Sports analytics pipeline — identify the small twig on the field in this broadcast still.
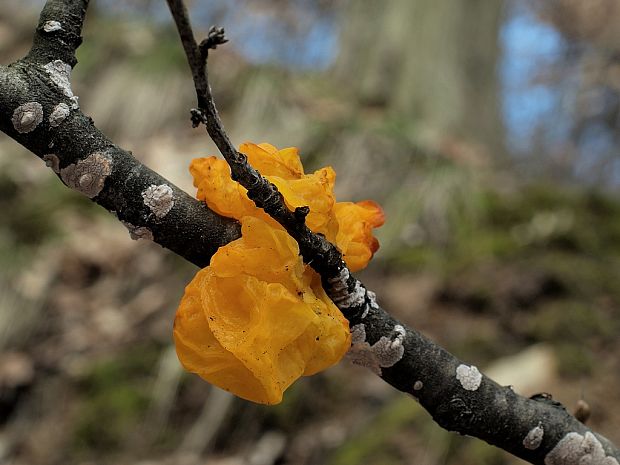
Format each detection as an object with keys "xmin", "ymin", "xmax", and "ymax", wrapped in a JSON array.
[
  {"xmin": 165, "ymin": 0, "xmax": 368, "ymax": 319},
  {"xmin": 199, "ymin": 26, "xmax": 228, "ymax": 56}
]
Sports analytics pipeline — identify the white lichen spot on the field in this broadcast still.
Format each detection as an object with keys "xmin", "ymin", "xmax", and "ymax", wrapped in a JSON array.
[
  {"xmin": 545, "ymin": 431, "xmax": 619, "ymax": 465},
  {"xmin": 49, "ymin": 103, "xmax": 70, "ymax": 127},
  {"xmin": 367, "ymin": 290, "xmax": 379, "ymax": 310},
  {"xmin": 413, "ymin": 380, "xmax": 423, "ymax": 391},
  {"xmin": 373, "ymin": 325, "xmax": 406, "ymax": 367},
  {"xmin": 347, "ymin": 344, "xmax": 381, "ymax": 375},
  {"xmin": 121, "ymin": 221, "xmax": 154, "ymax": 241},
  {"xmin": 12, "ymin": 102, "xmax": 43, "ymax": 133},
  {"xmin": 43, "ymin": 154, "xmax": 60, "ymax": 173},
  {"xmin": 60, "ymin": 152, "xmax": 112, "ymax": 198},
  {"xmin": 456, "ymin": 364, "xmax": 482, "ymax": 391},
  {"xmin": 142, "ymin": 184, "xmax": 174, "ymax": 219},
  {"xmin": 329, "ymin": 268, "xmax": 349, "ymax": 295},
  {"xmin": 43, "ymin": 60, "xmax": 79, "ymax": 108},
  {"xmin": 350, "ymin": 324, "xmax": 366, "ymax": 344},
  {"xmin": 523, "ymin": 423, "xmax": 544, "ymax": 450},
  {"xmin": 327, "ymin": 268, "xmax": 367, "ymax": 313},
  {"xmin": 346, "ymin": 323, "xmax": 406, "ymax": 376},
  {"xmin": 43, "ymin": 20, "xmax": 62, "ymax": 32}
]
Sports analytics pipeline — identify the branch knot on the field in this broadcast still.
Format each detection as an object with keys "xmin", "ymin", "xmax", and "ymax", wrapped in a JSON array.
[
  {"xmin": 190, "ymin": 108, "xmax": 206, "ymax": 128},
  {"xmin": 294, "ymin": 206, "xmax": 310, "ymax": 221},
  {"xmin": 199, "ymin": 26, "xmax": 228, "ymax": 57}
]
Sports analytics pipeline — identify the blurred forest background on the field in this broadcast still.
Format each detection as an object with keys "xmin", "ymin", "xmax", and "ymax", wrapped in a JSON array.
[{"xmin": 2, "ymin": 0, "xmax": 620, "ymax": 464}]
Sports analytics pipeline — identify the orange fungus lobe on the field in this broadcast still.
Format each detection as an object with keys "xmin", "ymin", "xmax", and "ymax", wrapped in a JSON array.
[{"xmin": 175, "ymin": 142, "xmax": 383, "ymax": 404}]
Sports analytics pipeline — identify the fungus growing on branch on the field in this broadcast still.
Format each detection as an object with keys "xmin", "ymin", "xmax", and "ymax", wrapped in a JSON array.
[
  {"xmin": 175, "ymin": 143, "xmax": 384, "ymax": 404},
  {"xmin": 190, "ymin": 142, "xmax": 384, "ymax": 272}
]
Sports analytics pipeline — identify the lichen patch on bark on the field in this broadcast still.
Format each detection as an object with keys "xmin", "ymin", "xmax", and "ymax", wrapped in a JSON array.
[
  {"xmin": 49, "ymin": 102, "xmax": 70, "ymax": 127},
  {"xmin": 327, "ymin": 268, "xmax": 372, "ymax": 318},
  {"xmin": 43, "ymin": 60, "xmax": 79, "ymax": 108},
  {"xmin": 43, "ymin": 21, "xmax": 62, "ymax": 32},
  {"xmin": 121, "ymin": 221, "xmax": 154, "ymax": 241},
  {"xmin": 142, "ymin": 184, "xmax": 175, "ymax": 219},
  {"xmin": 523, "ymin": 423, "xmax": 544, "ymax": 450},
  {"xmin": 456, "ymin": 364, "xmax": 482, "ymax": 391},
  {"xmin": 347, "ymin": 323, "xmax": 406, "ymax": 376},
  {"xmin": 545, "ymin": 431, "xmax": 619, "ymax": 465},
  {"xmin": 12, "ymin": 102, "xmax": 43, "ymax": 133},
  {"xmin": 60, "ymin": 152, "xmax": 112, "ymax": 198}
]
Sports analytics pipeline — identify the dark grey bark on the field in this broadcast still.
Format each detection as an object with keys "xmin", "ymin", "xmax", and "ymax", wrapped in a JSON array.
[
  {"xmin": 0, "ymin": 0, "xmax": 240, "ymax": 268},
  {"xmin": 0, "ymin": 1, "xmax": 618, "ymax": 464},
  {"xmin": 352, "ymin": 306, "xmax": 620, "ymax": 464}
]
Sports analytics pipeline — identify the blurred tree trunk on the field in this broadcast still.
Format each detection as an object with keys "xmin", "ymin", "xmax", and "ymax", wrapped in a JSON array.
[{"xmin": 335, "ymin": 0, "xmax": 506, "ymax": 161}]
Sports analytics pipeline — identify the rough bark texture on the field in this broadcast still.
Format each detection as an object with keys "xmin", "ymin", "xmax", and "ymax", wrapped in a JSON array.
[
  {"xmin": 0, "ymin": 0, "xmax": 240, "ymax": 268},
  {"xmin": 348, "ymin": 306, "xmax": 620, "ymax": 464},
  {"xmin": 1, "ymin": 1, "xmax": 619, "ymax": 464}
]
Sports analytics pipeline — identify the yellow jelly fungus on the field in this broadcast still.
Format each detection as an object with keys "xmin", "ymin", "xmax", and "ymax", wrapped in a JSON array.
[
  {"xmin": 174, "ymin": 216, "xmax": 351, "ymax": 404},
  {"xmin": 176, "ymin": 142, "xmax": 384, "ymax": 404},
  {"xmin": 190, "ymin": 142, "xmax": 384, "ymax": 272}
]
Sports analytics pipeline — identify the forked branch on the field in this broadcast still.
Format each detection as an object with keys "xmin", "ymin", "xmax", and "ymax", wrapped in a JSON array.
[{"xmin": 165, "ymin": 1, "xmax": 620, "ymax": 463}]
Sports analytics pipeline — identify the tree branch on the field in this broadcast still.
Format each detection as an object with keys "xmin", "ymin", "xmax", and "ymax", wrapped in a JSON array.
[
  {"xmin": 166, "ymin": 0, "xmax": 348, "ymax": 287},
  {"xmin": 0, "ymin": 1, "xmax": 618, "ymax": 464},
  {"xmin": 165, "ymin": 2, "xmax": 620, "ymax": 464},
  {"xmin": 0, "ymin": 0, "xmax": 241, "ymax": 268},
  {"xmin": 27, "ymin": 0, "xmax": 88, "ymax": 67}
]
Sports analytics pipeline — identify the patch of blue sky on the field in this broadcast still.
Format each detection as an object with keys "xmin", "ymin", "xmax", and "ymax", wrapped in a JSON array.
[
  {"xmin": 500, "ymin": 4, "xmax": 568, "ymax": 154},
  {"xmin": 190, "ymin": 1, "xmax": 338, "ymax": 70},
  {"xmin": 573, "ymin": 122, "xmax": 618, "ymax": 179},
  {"xmin": 93, "ymin": 0, "xmax": 338, "ymax": 70},
  {"xmin": 502, "ymin": 86, "xmax": 557, "ymax": 152},
  {"xmin": 238, "ymin": 18, "xmax": 336, "ymax": 70}
]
